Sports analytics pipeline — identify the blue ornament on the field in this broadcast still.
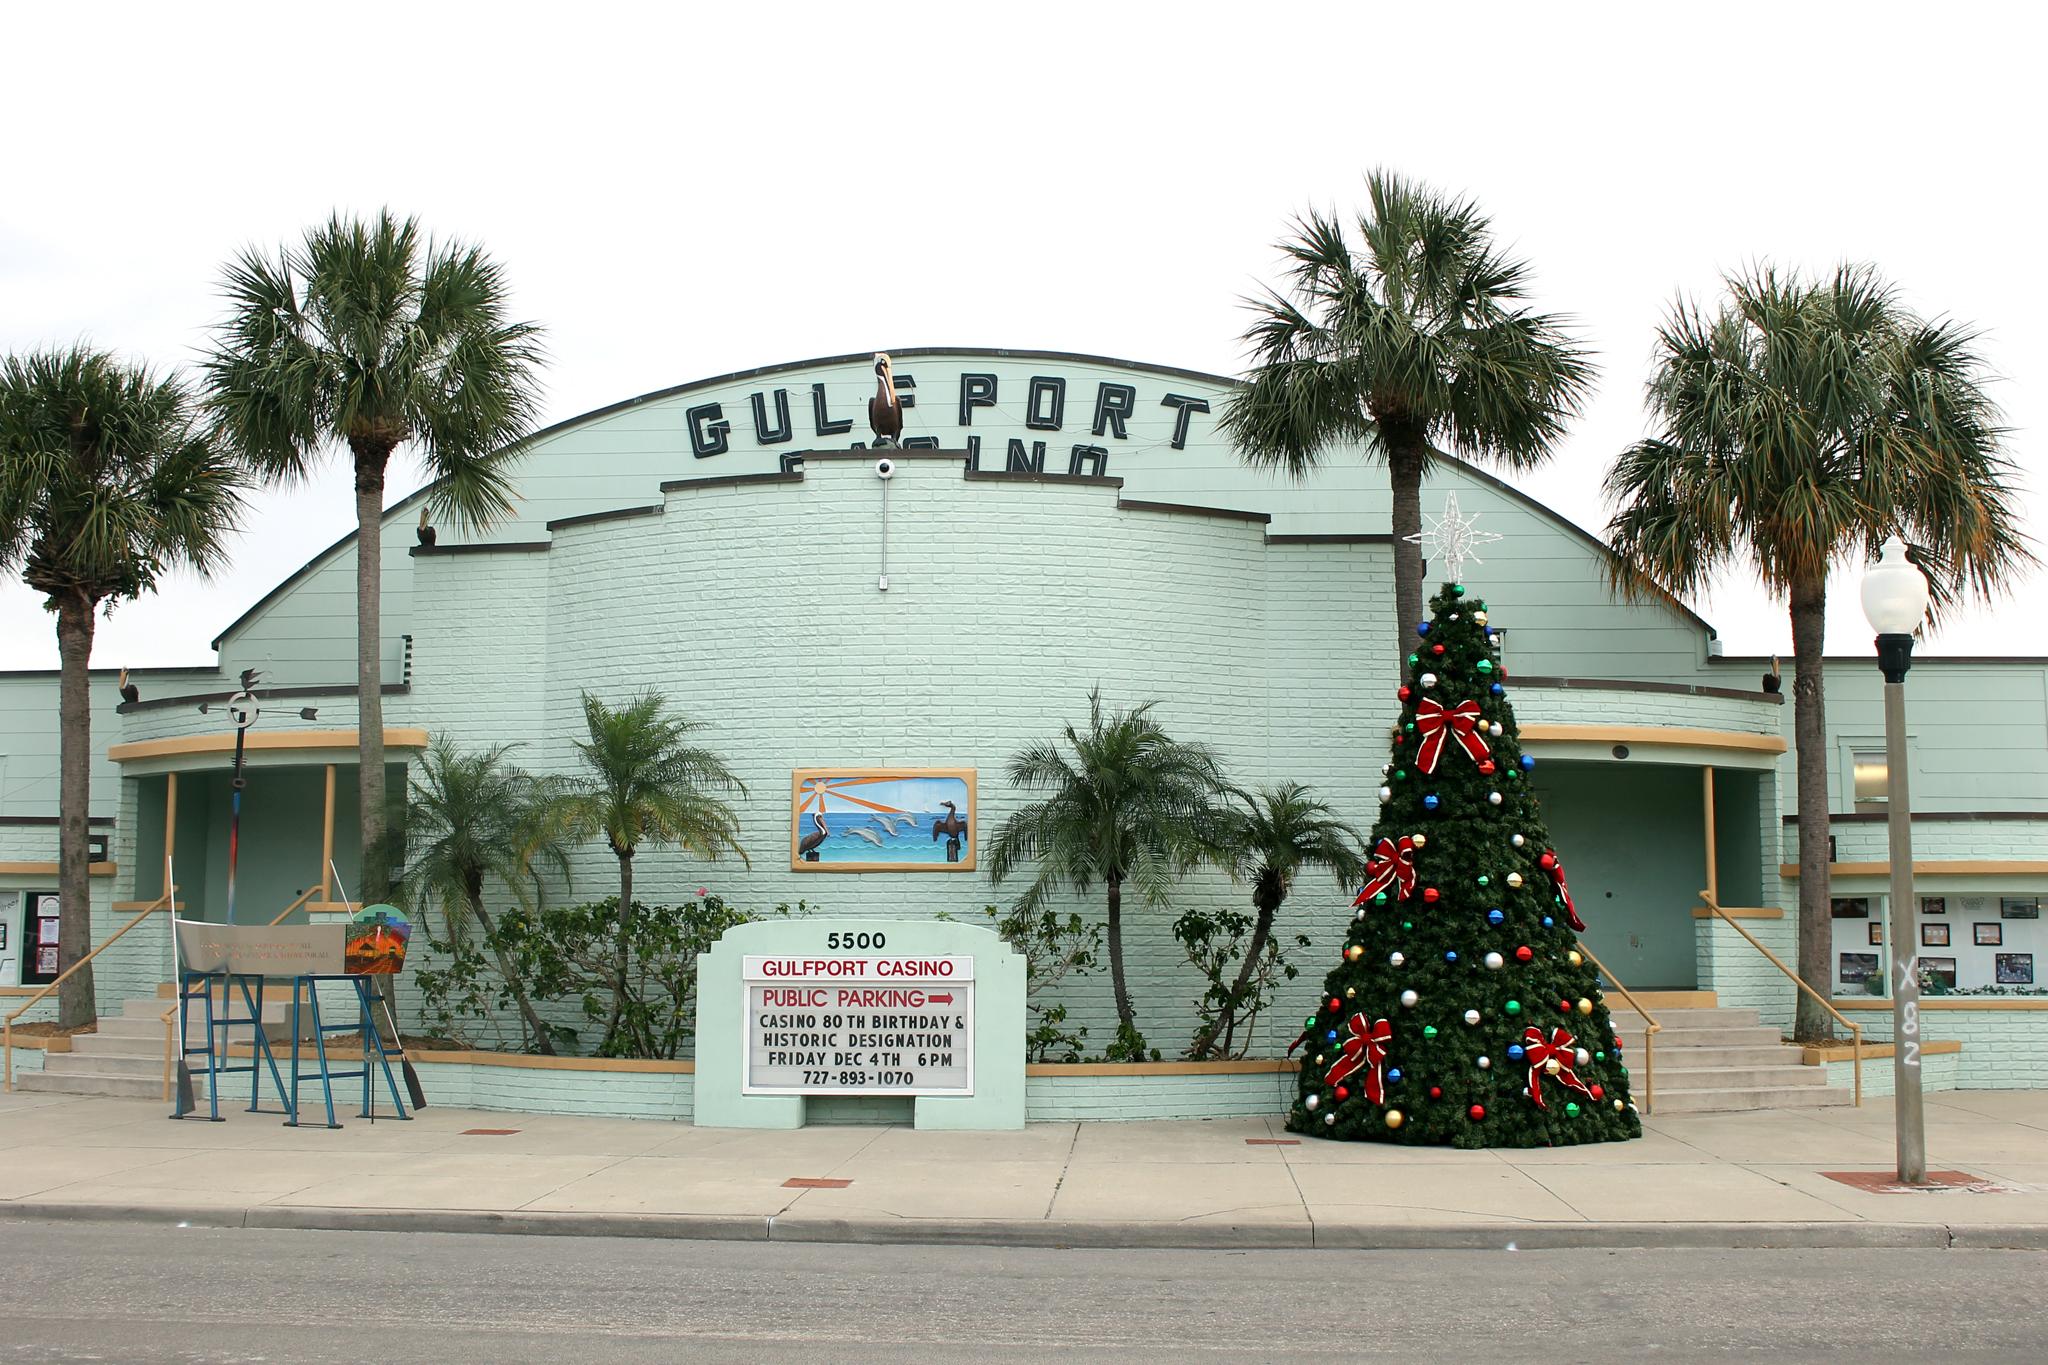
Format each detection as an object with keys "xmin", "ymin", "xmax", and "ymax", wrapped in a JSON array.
[
  {"xmin": 1417, "ymin": 622, "xmax": 1431, "ymax": 636},
  {"xmin": 1386, "ymin": 1068, "xmax": 1404, "ymax": 1084},
  {"xmin": 1444, "ymin": 951, "xmax": 1459, "ymax": 964},
  {"xmin": 1507, "ymin": 1045, "xmax": 1526, "ymax": 1062},
  {"xmin": 1520, "ymin": 755, "xmax": 1535, "ymax": 771},
  {"xmin": 1487, "ymin": 909, "xmax": 1505, "ymax": 926},
  {"xmin": 1490, "ymin": 683, "xmax": 1504, "ymax": 697},
  {"xmin": 1423, "ymin": 794, "xmax": 1441, "ymax": 812},
  {"xmin": 1326, "ymin": 1029, "xmax": 1339, "ymax": 1041},
  {"xmin": 1542, "ymin": 916, "xmax": 1554, "ymax": 928}
]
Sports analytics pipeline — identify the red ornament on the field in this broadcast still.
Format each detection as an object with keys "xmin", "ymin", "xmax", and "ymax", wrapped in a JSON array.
[
  {"xmin": 1422, "ymin": 886, "xmax": 1441, "ymax": 904},
  {"xmin": 1431, "ymin": 643, "xmax": 1445, "ymax": 656},
  {"xmin": 1429, "ymin": 1086, "xmax": 1442, "ymax": 1099},
  {"xmin": 1539, "ymin": 851, "xmax": 1557, "ymax": 871},
  {"xmin": 1468, "ymin": 1104, "xmax": 1486, "ymax": 1121},
  {"xmin": 1335, "ymin": 1086, "xmax": 1350, "ymax": 1101},
  {"xmin": 1590, "ymin": 1084, "xmax": 1605, "ymax": 1101},
  {"xmin": 1329, "ymin": 997, "xmax": 1343, "ymax": 1012},
  {"xmin": 1614, "ymin": 1038, "xmax": 1624, "ymax": 1051},
  {"xmin": 1398, "ymin": 686, "xmax": 1412, "ymax": 701},
  {"xmin": 1558, "ymin": 999, "xmax": 1572, "ymax": 1013},
  {"xmin": 1478, "ymin": 759, "xmax": 1496, "ymax": 775},
  {"xmin": 1515, "ymin": 945, "xmax": 1533, "ymax": 963}
]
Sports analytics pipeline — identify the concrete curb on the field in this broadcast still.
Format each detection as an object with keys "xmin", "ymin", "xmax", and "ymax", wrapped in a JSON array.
[{"xmin": 7, "ymin": 1200, "xmax": 2047, "ymax": 1251}]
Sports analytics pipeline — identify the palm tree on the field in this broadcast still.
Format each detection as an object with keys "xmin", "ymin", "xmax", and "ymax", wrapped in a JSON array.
[
  {"xmin": 1221, "ymin": 171, "xmax": 1594, "ymax": 662},
  {"xmin": 393, "ymin": 738, "xmax": 571, "ymax": 1053},
  {"xmin": 1605, "ymin": 265, "xmax": 2030, "ymax": 1042},
  {"xmin": 558, "ymin": 692, "xmax": 747, "ymax": 1053},
  {"xmin": 203, "ymin": 210, "xmax": 545, "ymax": 898},
  {"xmin": 1188, "ymin": 783, "xmax": 1367, "ymax": 1061},
  {"xmin": 986, "ymin": 689, "xmax": 1225, "ymax": 1060},
  {"xmin": 0, "ymin": 347, "xmax": 244, "ymax": 1027}
]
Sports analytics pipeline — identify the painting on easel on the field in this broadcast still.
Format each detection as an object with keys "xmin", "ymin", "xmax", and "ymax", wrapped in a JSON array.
[{"xmin": 790, "ymin": 769, "xmax": 975, "ymax": 871}]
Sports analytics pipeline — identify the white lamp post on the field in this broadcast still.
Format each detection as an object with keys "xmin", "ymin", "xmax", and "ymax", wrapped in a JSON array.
[{"xmin": 1860, "ymin": 535, "xmax": 1930, "ymax": 1184}]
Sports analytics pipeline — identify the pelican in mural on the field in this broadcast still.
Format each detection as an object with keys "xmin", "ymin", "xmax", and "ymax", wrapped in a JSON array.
[
  {"xmin": 798, "ymin": 810, "xmax": 829, "ymax": 862},
  {"xmin": 868, "ymin": 352, "xmax": 903, "ymax": 447}
]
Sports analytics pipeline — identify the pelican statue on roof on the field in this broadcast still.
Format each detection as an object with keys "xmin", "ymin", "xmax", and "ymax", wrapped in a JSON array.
[{"xmin": 868, "ymin": 352, "xmax": 903, "ymax": 448}]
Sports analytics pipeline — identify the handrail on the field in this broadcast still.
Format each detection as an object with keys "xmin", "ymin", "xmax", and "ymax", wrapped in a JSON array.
[
  {"xmin": 1698, "ymin": 888, "xmax": 1862, "ymax": 1106},
  {"xmin": 267, "ymin": 885, "xmax": 321, "ymax": 927},
  {"xmin": 5, "ymin": 884, "xmax": 176, "ymax": 1092},
  {"xmin": 1573, "ymin": 938, "xmax": 1661, "ymax": 1116}
]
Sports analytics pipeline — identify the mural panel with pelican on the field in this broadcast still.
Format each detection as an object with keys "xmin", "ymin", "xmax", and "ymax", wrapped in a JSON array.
[{"xmin": 789, "ymin": 769, "xmax": 975, "ymax": 871}]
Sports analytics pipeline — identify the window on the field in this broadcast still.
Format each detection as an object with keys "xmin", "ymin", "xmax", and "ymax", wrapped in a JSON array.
[{"xmin": 1852, "ymin": 749, "xmax": 1889, "ymax": 805}]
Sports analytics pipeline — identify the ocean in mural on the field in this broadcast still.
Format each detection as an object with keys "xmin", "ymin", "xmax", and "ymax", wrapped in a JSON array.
[{"xmin": 791, "ymin": 771, "xmax": 974, "ymax": 870}]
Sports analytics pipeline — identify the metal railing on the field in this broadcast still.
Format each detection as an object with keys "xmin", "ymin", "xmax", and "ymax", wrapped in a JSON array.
[
  {"xmin": 1697, "ymin": 888, "xmax": 1863, "ymax": 1106},
  {"xmin": 1573, "ymin": 938, "xmax": 1661, "ymax": 1115},
  {"xmin": 5, "ymin": 885, "xmax": 177, "ymax": 1092}
]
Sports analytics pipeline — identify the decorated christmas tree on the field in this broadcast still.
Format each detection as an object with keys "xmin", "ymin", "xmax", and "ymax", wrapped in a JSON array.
[{"xmin": 1288, "ymin": 500, "xmax": 1641, "ymax": 1148}]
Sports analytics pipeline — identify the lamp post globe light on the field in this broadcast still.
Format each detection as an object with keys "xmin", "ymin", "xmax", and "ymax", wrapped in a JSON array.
[{"xmin": 1861, "ymin": 535, "xmax": 1930, "ymax": 1184}]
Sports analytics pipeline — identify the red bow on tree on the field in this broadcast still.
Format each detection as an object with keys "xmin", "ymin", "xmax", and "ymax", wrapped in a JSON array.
[
  {"xmin": 1544, "ymin": 850, "xmax": 1586, "ymax": 931},
  {"xmin": 1414, "ymin": 697, "xmax": 1490, "ymax": 774},
  {"xmin": 1325, "ymin": 1014, "xmax": 1393, "ymax": 1103},
  {"xmin": 1353, "ymin": 835, "xmax": 1418, "ymax": 906},
  {"xmin": 1522, "ymin": 1025, "xmax": 1594, "ymax": 1110}
]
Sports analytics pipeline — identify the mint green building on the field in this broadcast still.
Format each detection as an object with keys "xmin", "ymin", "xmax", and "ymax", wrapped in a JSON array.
[{"xmin": 5, "ymin": 350, "xmax": 2044, "ymax": 1097}]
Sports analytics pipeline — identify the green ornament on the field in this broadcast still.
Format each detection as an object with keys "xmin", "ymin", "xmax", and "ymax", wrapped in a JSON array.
[
  {"xmin": 1373, "ymin": 892, "xmax": 1387, "ymax": 905},
  {"xmin": 1408, "ymin": 653, "xmax": 1420, "ymax": 667},
  {"xmin": 1565, "ymin": 1102, "xmax": 1581, "ymax": 1117},
  {"xmin": 1304, "ymin": 1016, "xmax": 1317, "ymax": 1030},
  {"xmin": 1505, "ymin": 999, "xmax": 1522, "ymax": 1015},
  {"xmin": 1404, "ymin": 721, "xmax": 1416, "ymax": 733},
  {"xmin": 1596, "ymin": 1051, "xmax": 1607, "ymax": 1061},
  {"xmin": 1477, "ymin": 658, "xmax": 1494, "ymax": 673},
  {"xmin": 1402, "ymin": 921, "xmax": 1414, "ymax": 930},
  {"xmin": 1423, "ymin": 1025, "xmax": 1438, "ymax": 1039},
  {"xmin": 1452, "ymin": 584, "xmax": 1466, "ymax": 596},
  {"xmin": 1394, "ymin": 769, "xmax": 1407, "ymax": 781},
  {"xmin": 1476, "ymin": 874, "xmax": 1490, "ymax": 887}
]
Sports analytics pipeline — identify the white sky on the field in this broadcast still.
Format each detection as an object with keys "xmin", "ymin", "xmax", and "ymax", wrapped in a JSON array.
[{"xmin": 3, "ymin": 0, "xmax": 2040, "ymax": 670}]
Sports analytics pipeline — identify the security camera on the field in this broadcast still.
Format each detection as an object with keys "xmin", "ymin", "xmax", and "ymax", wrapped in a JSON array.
[{"xmin": 875, "ymin": 457, "xmax": 896, "ymax": 480}]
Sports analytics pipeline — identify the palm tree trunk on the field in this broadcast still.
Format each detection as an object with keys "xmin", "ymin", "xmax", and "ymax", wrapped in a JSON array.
[
  {"xmin": 467, "ymin": 891, "xmax": 556, "ymax": 1056},
  {"xmin": 604, "ymin": 849, "xmax": 635, "ymax": 1050},
  {"xmin": 352, "ymin": 444, "xmax": 391, "ymax": 900},
  {"xmin": 1189, "ymin": 893, "xmax": 1280, "ymax": 1061},
  {"xmin": 1104, "ymin": 875, "xmax": 1134, "ymax": 1035},
  {"xmin": 53, "ymin": 593, "xmax": 97, "ymax": 1030},
  {"xmin": 1386, "ymin": 436, "xmax": 1427, "ymax": 669},
  {"xmin": 1789, "ymin": 573, "xmax": 1836, "ymax": 1043}
]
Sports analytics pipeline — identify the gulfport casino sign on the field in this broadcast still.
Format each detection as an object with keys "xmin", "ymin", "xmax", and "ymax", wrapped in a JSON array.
[
  {"xmin": 744, "ymin": 953, "xmax": 973, "ymax": 1096},
  {"xmin": 678, "ymin": 354, "xmax": 1219, "ymax": 479}
]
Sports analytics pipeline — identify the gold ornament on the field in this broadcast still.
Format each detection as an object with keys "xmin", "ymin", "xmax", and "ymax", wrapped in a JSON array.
[
  {"xmin": 1385, "ymin": 1109, "xmax": 1405, "ymax": 1129},
  {"xmin": 1346, "ymin": 945, "xmax": 1364, "ymax": 961},
  {"xmin": 1544, "ymin": 1057, "xmax": 1561, "ymax": 1075},
  {"xmin": 1567, "ymin": 951, "xmax": 1583, "ymax": 967},
  {"xmin": 1345, "ymin": 987, "xmax": 1356, "ymax": 999},
  {"xmin": 1506, "ymin": 872, "xmax": 1523, "ymax": 888},
  {"xmin": 1577, "ymin": 997, "xmax": 1594, "ymax": 1015}
]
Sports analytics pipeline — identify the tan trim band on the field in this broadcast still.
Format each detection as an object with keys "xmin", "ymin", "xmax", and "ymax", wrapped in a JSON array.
[
  {"xmin": 1692, "ymin": 905, "xmax": 1785, "ymax": 919},
  {"xmin": 0, "ymin": 862, "xmax": 116, "ymax": 877},
  {"xmin": 1802, "ymin": 1040, "xmax": 1961, "ymax": 1064},
  {"xmin": 1025, "ymin": 1059, "xmax": 1298, "ymax": 1077},
  {"xmin": 1784, "ymin": 860, "xmax": 2048, "ymax": 878},
  {"xmin": 109, "ymin": 728, "xmax": 430, "ymax": 764},
  {"xmin": 1520, "ymin": 724, "xmax": 1786, "ymax": 754}
]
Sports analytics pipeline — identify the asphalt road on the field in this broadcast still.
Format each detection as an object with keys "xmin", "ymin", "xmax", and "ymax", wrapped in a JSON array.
[{"xmin": 1, "ymin": 1219, "xmax": 2043, "ymax": 1362}]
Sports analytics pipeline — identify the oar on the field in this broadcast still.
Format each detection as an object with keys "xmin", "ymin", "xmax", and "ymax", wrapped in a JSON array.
[{"xmin": 329, "ymin": 859, "xmax": 426, "ymax": 1110}]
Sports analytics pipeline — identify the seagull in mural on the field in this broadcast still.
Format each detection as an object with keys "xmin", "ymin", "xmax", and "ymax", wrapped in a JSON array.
[
  {"xmin": 868, "ymin": 352, "xmax": 903, "ymax": 448},
  {"xmin": 798, "ymin": 810, "xmax": 829, "ymax": 861}
]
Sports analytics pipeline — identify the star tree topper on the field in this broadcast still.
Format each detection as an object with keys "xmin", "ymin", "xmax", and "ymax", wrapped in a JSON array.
[{"xmin": 1404, "ymin": 492, "xmax": 1502, "ymax": 584}]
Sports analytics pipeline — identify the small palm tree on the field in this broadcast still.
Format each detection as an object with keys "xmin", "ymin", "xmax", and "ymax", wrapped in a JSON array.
[
  {"xmin": 558, "ymin": 692, "xmax": 747, "ymax": 1053},
  {"xmin": 0, "ymin": 347, "xmax": 244, "ymax": 1026},
  {"xmin": 1605, "ymin": 265, "xmax": 2031, "ymax": 1041},
  {"xmin": 393, "ymin": 739, "xmax": 571, "ymax": 1053},
  {"xmin": 1187, "ymin": 784, "xmax": 1367, "ymax": 1061},
  {"xmin": 1222, "ymin": 171, "xmax": 1594, "ymax": 662},
  {"xmin": 204, "ymin": 210, "xmax": 546, "ymax": 898},
  {"xmin": 986, "ymin": 689, "xmax": 1225, "ymax": 1060}
]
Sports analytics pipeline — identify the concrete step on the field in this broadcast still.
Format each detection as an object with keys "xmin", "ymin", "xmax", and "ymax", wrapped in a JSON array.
[
  {"xmin": 1652, "ymin": 1064, "xmax": 1830, "ymax": 1090},
  {"xmin": 1639, "ymin": 1044, "xmax": 1813, "ymax": 1069},
  {"xmin": 41, "ymin": 1051, "xmax": 165, "ymax": 1079},
  {"xmin": 1615, "ymin": 1026, "xmax": 1784, "ymax": 1051},
  {"xmin": 69, "ymin": 1032, "xmax": 164, "ymax": 1059},
  {"xmin": 1610, "ymin": 1007, "xmax": 1762, "ymax": 1030},
  {"xmin": 92, "ymin": 1015, "xmax": 169, "ymax": 1039},
  {"xmin": 1650, "ymin": 1085, "xmax": 1854, "ymax": 1115},
  {"xmin": 15, "ymin": 1069, "xmax": 161, "ymax": 1099}
]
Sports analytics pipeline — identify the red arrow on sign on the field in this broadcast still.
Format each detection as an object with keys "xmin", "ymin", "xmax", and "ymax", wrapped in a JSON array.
[{"xmin": 928, "ymin": 993, "xmax": 954, "ymax": 1004}]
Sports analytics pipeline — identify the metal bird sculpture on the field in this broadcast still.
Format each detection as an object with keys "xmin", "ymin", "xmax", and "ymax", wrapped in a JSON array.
[
  {"xmin": 868, "ymin": 353, "xmax": 903, "ymax": 447},
  {"xmin": 117, "ymin": 668, "xmax": 139, "ymax": 705},
  {"xmin": 1762, "ymin": 656, "xmax": 1782, "ymax": 694},
  {"xmin": 417, "ymin": 507, "xmax": 437, "ymax": 548}
]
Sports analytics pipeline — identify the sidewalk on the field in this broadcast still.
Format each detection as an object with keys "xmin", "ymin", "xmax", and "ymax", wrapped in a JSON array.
[{"xmin": 3, "ymin": 1087, "xmax": 2045, "ymax": 1250}]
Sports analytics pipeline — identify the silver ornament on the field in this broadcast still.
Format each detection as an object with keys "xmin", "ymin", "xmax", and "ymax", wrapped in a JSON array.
[
  {"xmin": 1477, "ymin": 1055, "xmax": 1492, "ymax": 1070},
  {"xmin": 1389, "ymin": 951, "xmax": 1406, "ymax": 967},
  {"xmin": 1304, "ymin": 1093, "xmax": 1320, "ymax": 1111},
  {"xmin": 1511, "ymin": 833, "xmax": 1526, "ymax": 848},
  {"xmin": 1400, "ymin": 989, "xmax": 1419, "ymax": 1008},
  {"xmin": 1484, "ymin": 951, "xmax": 1504, "ymax": 970},
  {"xmin": 1462, "ymin": 1008, "xmax": 1480, "ymax": 1025},
  {"xmin": 1488, "ymin": 792, "xmax": 1503, "ymax": 806},
  {"xmin": 1420, "ymin": 672, "xmax": 1438, "ymax": 688}
]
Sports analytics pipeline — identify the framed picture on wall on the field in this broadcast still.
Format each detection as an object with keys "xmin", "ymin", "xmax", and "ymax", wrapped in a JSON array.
[
  {"xmin": 2000, "ymin": 897, "xmax": 2041, "ymax": 919},
  {"xmin": 1868, "ymin": 922, "xmax": 1884, "ymax": 946},
  {"xmin": 1920, "ymin": 957, "xmax": 1958, "ymax": 991},
  {"xmin": 36, "ymin": 947, "xmax": 57, "ymax": 974},
  {"xmin": 1974, "ymin": 923, "xmax": 2004, "ymax": 946},
  {"xmin": 1920, "ymin": 922, "xmax": 1950, "ymax": 947},
  {"xmin": 1995, "ymin": 953, "xmax": 2035, "ymax": 985},
  {"xmin": 789, "ymin": 768, "xmax": 977, "ymax": 872},
  {"xmin": 1838, "ymin": 952, "xmax": 1878, "ymax": 985},
  {"xmin": 1921, "ymin": 896, "xmax": 1947, "ymax": 916},
  {"xmin": 1831, "ymin": 897, "xmax": 1871, "ymax": 919}
]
